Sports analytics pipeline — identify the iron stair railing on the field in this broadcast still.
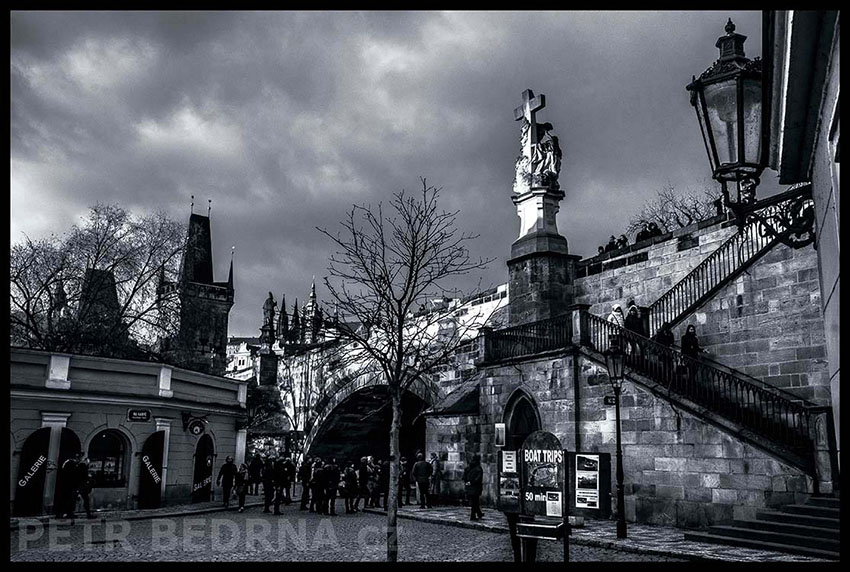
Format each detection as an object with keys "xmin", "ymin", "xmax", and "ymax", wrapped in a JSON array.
[
  {"xmin": 647, "ymin": 186, "xmax": 815, "ymax": 337},
  {"xmin": 583, "ymin": 310, "xmax": 817, "ymax": 474},
  {"xmin": 479, "ymin": 312, "xmax": 573, "ymax": 363}
]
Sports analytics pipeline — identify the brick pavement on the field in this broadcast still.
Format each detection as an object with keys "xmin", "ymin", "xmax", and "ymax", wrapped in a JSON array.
[{"xmin": 362, "ymin": 504, "xmax": 835, "ymax": 563}]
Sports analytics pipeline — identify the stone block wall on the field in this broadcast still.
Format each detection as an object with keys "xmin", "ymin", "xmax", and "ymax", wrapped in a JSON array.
[
  {"xmin": 574, "ymin": 216, "xmax": 829, "ymax": 404},
  {"xmin": 426, "ymin": 350, "xmax": 813, "ymax": 528}
]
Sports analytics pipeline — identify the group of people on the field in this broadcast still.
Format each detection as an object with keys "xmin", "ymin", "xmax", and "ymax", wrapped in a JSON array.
[
  {"xmin": 607, "ymin": 301, "xmax": 704, "ymax": 380},
  {"xmin": 54, "ymin": 451, "xmax": 93, "ymax": 520},
  {"xmin": 221, "ymin": 450, "xmax": 448, "ymax": 517},
  {"xmin": 597, "ymin": 222, "xmax": 665, "ymax": 255}
]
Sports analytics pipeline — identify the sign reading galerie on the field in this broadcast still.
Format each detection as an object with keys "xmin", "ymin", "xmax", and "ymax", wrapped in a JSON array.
[{"xmin": 127, "ymin": 409, "xmax": 152, "ymax": 422}]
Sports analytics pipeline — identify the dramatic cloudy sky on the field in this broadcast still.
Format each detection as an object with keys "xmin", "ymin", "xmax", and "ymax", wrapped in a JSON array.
[{"xmin": 11, "ymin": 10, "xmax": 782, "ymax": 336}]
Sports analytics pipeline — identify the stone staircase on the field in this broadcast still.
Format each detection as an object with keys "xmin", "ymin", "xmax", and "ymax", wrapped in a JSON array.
[{"xmin": 683, "ymin": 496, "xmax": 840, "ymax": 560}]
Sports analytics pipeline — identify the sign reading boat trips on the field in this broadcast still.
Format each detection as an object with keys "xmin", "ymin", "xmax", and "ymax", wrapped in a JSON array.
[{"xmin": 519, "ymin": 430, "xmax": 566, "ymax": 518}]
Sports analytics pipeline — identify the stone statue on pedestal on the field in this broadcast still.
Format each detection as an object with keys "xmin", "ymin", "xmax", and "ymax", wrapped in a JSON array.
[{"xmin": 513, "ymin": 89, "xmax": 562, "ymax": 194}]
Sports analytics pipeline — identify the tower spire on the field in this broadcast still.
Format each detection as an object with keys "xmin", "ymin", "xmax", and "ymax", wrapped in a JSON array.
[{"xmin": 190, "ymin": 194, "xmax": 195, "ymax": 214}]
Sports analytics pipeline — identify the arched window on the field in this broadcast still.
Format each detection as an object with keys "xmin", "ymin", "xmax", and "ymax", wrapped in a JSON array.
[{"xmin": 87, "ymin": 430, "xmax": 128, "ymax": 488}]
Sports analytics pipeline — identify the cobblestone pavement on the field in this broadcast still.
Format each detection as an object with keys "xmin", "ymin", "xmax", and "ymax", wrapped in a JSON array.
[
  {"xmin": 364, "ymin": 504, "xmax": 834, "ymax": 563},
  {"xmin": 10, "ymin": 501, "xmax": 685, "ymax": 562}
]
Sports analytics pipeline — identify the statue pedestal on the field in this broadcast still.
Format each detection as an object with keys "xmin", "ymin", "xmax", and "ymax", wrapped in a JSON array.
[{"xmin": 508, "ymin": 186, "xmax": 577, "ymax": 326}]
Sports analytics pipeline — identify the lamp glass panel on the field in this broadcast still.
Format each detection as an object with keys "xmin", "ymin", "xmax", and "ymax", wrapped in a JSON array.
[
  {"xmin": 695, "ymin": 99, "xmax": 717, "ymax": 173},
  {"xmin": 703, "ymin": 79, "xmax": 739, "ymax": 168},
  {"xmin": 742, "ymin": 78, "xmax": 762, "ymax": 166}
]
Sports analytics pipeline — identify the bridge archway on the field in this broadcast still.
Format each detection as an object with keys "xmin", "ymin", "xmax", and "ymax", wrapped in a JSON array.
[{"xmin": 305, "ymin": 375, "xmax": 441, "ymax": 465}]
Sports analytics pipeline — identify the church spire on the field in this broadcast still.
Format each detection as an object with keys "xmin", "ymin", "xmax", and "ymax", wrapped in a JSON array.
[{"xmin": 278, "ymin": 294, "xmax": 288, "ymax": 345}]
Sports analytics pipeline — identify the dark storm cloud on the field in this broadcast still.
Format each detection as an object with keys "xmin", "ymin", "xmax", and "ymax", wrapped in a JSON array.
[{"xmin": 11, "ymin": 10, "xmax": 775, "ymax": 335}]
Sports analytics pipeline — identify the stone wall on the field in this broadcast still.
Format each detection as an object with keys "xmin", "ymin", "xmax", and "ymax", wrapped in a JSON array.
[
  {"xmin": 428, "ymin": 350, "xmax": 813, "ymax": 527},
  {"xmin": 574, "ymin": 216, "xmax": 829, "ymax": 404}
]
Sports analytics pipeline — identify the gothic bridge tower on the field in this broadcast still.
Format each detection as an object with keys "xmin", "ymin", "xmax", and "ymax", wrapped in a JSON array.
[{"xmin": 161, "ymin": 209, "xmax": 234, "ymax": 376}]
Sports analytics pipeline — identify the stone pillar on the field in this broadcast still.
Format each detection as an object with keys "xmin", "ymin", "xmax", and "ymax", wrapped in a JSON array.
[
  {"xmin": 235, "ymin": 429, "xmax": 248, "ymax": 466},
  {"xmin": 155, "ymin": 418, "xmax": 172, "ymax": 502},
  {"xmin": 570, "ymin": 304, "xmax": 592, "ymax": 346},
  {"xmin": 40, "ymin": 412, "xmax": 71, "ymax": 515},
  {"xmin": 507, "ymin": 187, "xmax": 580, "ymax": 326},
  {"xmin": 258, "ymin": 352, "xmax": 279, "ymax": 386},
  {"xmin": 810, "ymin": 406, "xmax": 839, "ymax": 495}
]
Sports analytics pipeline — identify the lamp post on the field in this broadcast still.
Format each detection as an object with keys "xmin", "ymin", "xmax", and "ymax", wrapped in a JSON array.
[
  {"xmin": 686, "ymin": 18, "xmax": 815, "ymax": 249},
  {"xmin": 604, "ymin": 345, "xmax": 627, "ymax": 539}
]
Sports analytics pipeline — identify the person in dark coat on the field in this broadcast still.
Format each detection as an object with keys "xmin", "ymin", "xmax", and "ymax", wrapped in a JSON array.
[
  {"xmin": 273, "ymin": 456, "xmax": 288, "ymax": 515},
  {"xmin": 75, "ymin": 454, "xmax": 94, "ymax": 519},
  {"xmin": 249, "ymin": 454, "xmax": 263, "ymax": 495},
  {"xmin": 411, "ymin": 453, "xmax": 432, "ymax": 508},
  {"xmin": 429, "ymin": 453, "xmax": 442, "ymax": 507},
  {"xmin": 357, "ymin": 457, "xmax": 370, "ymax": 511},
  {"xmin": 261, "ymin": 456, "xmax": 275, "ymax": 513},
  {"xmin": 55, "ymin": 452, "xmax": 81, "ymax": 518},
  {"xmin": 324, "ymin": 458, "xmax": 341, "ymax": 516},
  {"xmin": 463, "ymin": 453, "xmax": 484, "ymax": 521},
  {"xmin": 624, "ymin": 304, "xmax": 644, "ymax": 360},
  {"xmin": 298, "ymin": 457, "xmax": 313, "ymax": 511},
  {"xmin": 398, "ymin": 457, "xmax": 411, "ymax": 506},
  {"xmin": 343, "ymin": 461, "xmax": 359, "ymax": 513},
  {"xmin": 235, "ymin": 463, "xmax": 249, "ymax": 512},
  {"xmin": 367, "ymin": 457, "xmax": 381, "ymax": 508},
  {"xmin": 681, "ymin": 324, "xmax": 701, "ymax": 385},
  {"xmin": 379, "ymin": 458, "xmax": 391, "ymax": 509},
  {"xmin": 604, "ymin": 235, "xmax": 618, "ymax": 252},
  {"xmin": 309, "ymin": 457, "xmax": 327, "ymax": 514},
  {"xmin": 652, "ymin": 322, "xmax": 676, "ymax": 379},
  {"xmin": 217, "ymin": 456, "xmax": 238, "ymax": 508},
  {"xmin": 282, "ymin": 457, "xmax": 296, "ymax": 503}
]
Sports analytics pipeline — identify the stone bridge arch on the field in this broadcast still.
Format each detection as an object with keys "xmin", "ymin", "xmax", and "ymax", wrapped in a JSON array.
[{"xmin": 303, "ymin": 371, "xmax": 444, "ymax": 464}]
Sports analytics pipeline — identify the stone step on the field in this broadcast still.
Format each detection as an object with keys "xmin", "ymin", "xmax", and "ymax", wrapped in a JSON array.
[
  {"xmin": 731, "ymin": 519, "xmax": 840, "ymax": 540},
  {"xmin": 756, "ymin": 509, "xmax": 839, "ymax": 530},
  {"xmin": 805, "ymin": 496, "xmax": 841, "ymax": 508},
  {"xmin": 683, "ymin": 531, "xmax": 839, "ymax": 560},
  {"xmin": 706, "ymin": 525, "xmax": 840, "ymax": 552},
  {"xmin": 780, "ymin": 504, "xmax": 840, "ymax": 519}
]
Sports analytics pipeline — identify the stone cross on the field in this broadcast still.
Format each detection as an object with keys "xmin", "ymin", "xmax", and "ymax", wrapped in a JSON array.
[{"xmin": 514, "ymin": 89, "xmax": 546, "ymax": 153}]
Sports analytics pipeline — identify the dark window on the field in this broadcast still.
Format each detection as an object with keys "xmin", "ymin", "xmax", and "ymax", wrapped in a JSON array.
[{"xmin": 87, "ymin": 430, "xmax": 128, "ymax": 488}]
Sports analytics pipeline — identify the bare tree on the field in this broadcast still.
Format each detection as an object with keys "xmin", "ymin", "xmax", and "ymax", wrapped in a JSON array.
[
  {"xmin": 317, "ymin": 180, "xmax": 492, "ymax": 562},
  {"xmin": 10, "ymin": 203, "xmax": 185, "ymax": 358},
  {"xmin": 627, "ymin": 183, "xmax": 723, "ymax": 236}
]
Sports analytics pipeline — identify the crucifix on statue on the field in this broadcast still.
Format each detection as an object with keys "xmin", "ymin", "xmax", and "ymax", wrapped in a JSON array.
[{"xmin": 514, "ymin": 89, "xmax": 546, "ymax": 160}]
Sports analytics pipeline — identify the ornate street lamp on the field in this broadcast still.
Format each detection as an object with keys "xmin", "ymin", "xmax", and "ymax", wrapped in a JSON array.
[
  {"xmin": 604, "ymin": 346, "xmax": 627, "ymax": 539},
  {"xmin": 686, "ymin": 19, "xmax": 815, "ymax": 249}
]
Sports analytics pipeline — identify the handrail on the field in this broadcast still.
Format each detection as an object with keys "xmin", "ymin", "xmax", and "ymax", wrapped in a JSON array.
[
  {"xmin": 582, "ymin": 311, "xmax": 815, "ymax": 470},
  {"xmin": 647, "ymin": 186, "xmax": 814, "ymax": 336},
  {"xmin": 481, "ymin": 313, "xmax": 573, "ymax": 363}
]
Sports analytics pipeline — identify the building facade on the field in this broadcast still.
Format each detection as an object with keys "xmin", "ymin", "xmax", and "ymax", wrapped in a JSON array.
[{"xmin": 10, "ymin": 347, "xmax": 248, "ymax": 516}]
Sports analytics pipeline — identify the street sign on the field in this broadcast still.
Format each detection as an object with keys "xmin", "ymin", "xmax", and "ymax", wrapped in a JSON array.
[
  {"xmin": 604, "ymin": 395, "xmax": 617, "ymax": 406},
  {"xmin": 127, "ymin": 409, "xmax": 152, "ymax": 422}
]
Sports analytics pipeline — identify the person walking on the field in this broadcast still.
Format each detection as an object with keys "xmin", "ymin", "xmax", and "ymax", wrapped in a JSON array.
[
  {"xmin": 235, "ymin": 463, "xmax": 249, "ymax": 512},
  {"xmin": 380, "ymin": 458, "xmax": 391, "ymax": 510},
  {"xmin": 309, "ymin": 457, "xmax": 327, "ymax": 514},
  {"xmin": 216, "ymin": 456, "xmax": 238, "ymax": 508},
  {"xmin": 54, "ymin": 452, "xmax": 80, "ymax": 519},
  {"xmin": 428, "ymin": 452, "xmax": 442, "ymax": 507},
  {"xmin": 273, "ymin": 455, "xmax": 288, "ymax": 515},
  {"xmin": 343, "ymin": 461, "xmax": 359, "ymax": 513},
  {"xmin": 357, "ymin": 457, "xmax": 370, "ymax": 511},
  {"xmin": 249, "ymin": 453, "xmax": 263, "ymax": 495},
  {"xmin": 411, "ymin": 453, "xmax": 432, "ymax": 509},
  {"xmin": 282, "ymin": 456, "xmax": 296, "ymax": 504},
  {"xmin": 607, "ymin": 303, "xmax": 625, "ymax": 351},
  {"xmin": 367, "ymin": 457, "xmax": 380, "ymax": 508},
  {"xmin": 398, "ymin": 457, "xmax": 411, "ymax": 507},
  {"xmin": 681, "ymin": 324, "xmax": 702, "ymax": 388},
  {"xmin": 74, "ymin": 454, "xmax": 94, "ymax": 519},
  {"xmin": 324, "ymin": 458, "xmax": 341, "ymax": 516},
  {"xmin": 463, "ymin": 453, "xmax": 484, "ymax": 521},
  {"xmin": 624, "ymin": 303, "xmax": 644, "ymax": 360},
  {"xmin": 261, "ymin": 456, "xmax": 275, "ymax": 513},
  {"xmin": 652, "ymin": 322, "xmax": 676, "ymax": 380},
  {"xmin": 298, "ymin": 457, "xmax": 313, "ymax": 511}
]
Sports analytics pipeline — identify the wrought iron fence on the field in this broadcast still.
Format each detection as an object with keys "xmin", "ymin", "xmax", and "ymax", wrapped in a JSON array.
[
  {"xmin": 482, "ymin": 313, "xmax": 573, "ymax": 363},
  {"xmin": 583, "ymin": 310, "xmax": 816, "ymax": 471},
  {"xmin": 648, "ymin": 186, "xmax": 814, "ymax": 336}
]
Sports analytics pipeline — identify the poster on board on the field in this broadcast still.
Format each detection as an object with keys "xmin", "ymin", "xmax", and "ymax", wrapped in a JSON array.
[{"xmin": 575, "ymin": 454, "xmax": 599, "ymax": 509}]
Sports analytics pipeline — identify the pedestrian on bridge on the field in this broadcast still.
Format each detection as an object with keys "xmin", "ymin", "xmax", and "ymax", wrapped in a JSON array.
[
  {"xmin": 310, "ymin": 456, "xmax": 327, "ymax": 514},
  {"xmin": 324, "ymin": 458, "xmax": 341, "ymax": 516},
  {"xmin": 343, "ymin": 461, "xmax": 359, "ymax": 513}
]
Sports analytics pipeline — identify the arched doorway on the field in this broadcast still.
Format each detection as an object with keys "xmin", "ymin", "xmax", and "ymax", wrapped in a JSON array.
[
  {"xmin": 14, "ymin": 427, "xmax": 81, "ymax": 516},
  {"xmin": 308, "ymin": 386, "xmax": 429, "ymax": 465},
  {"xmin": 504, "ymin": 390, "xmax": 541, "ymax": 450},
  {"xmin": 138, "ymin": 432, "xmax": 165, "ymax": 509},
  {"xmin": 191, "ymin": 434, "xmax": 215, "ymax": 503}
]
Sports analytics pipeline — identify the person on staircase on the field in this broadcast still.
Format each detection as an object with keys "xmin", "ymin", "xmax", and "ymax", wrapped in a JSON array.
[
  {"xmin": 624, "ymin": 303, "xmax": 645, "ymax": 363},
  {"xmin": 652, "ymin": 322, "xmax": 675, "ymax": 381},
  {"xmin": 607, "ymin": 304, "xmax": 625, "ymax": 351},
  {"xmin": 681, "ymin": 324, "xmax": 702, "ymax": 389}
]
